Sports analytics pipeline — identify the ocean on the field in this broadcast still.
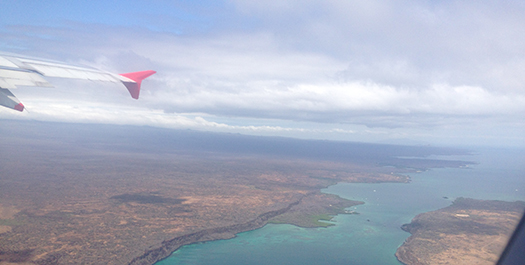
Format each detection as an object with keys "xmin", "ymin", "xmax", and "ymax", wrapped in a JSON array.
[{"xmin": 156, "ymin": 147, "xmax": 525, "ymax": 265}]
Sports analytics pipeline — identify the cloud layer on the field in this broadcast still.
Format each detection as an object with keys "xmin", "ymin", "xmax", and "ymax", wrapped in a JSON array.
[{"xmin": 1, "ymin": 0, "xmax": 524, "ymax": 146}]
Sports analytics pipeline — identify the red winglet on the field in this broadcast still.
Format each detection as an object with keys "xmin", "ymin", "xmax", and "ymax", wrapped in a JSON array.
[
  {"xmin": 14, "ymin": 103, "xmax": 24, "ymax": 112},
  {"xmin": 119, "ymin": 70, "xmax": 156, "ymax": 99}
]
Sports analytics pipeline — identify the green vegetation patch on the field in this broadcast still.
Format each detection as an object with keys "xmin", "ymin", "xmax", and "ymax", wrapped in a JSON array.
[{"xmin": 310, "ymin": 214, "xmax": 335, "ymax": 227}]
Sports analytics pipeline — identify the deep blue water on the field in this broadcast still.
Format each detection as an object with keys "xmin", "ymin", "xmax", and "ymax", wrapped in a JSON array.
[{"xmin": 157, "ymin": 147, "xmax": 525, "ymax": 265}]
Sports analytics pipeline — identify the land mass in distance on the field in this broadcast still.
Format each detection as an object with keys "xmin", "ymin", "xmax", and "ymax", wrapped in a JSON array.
[
  {"xmin": 396, "ymin": 198, "xmax": 525, "ymax": 265},
  {"xmin": 0, "ymin": 120, "xmax": 473, "ymax": 264}
]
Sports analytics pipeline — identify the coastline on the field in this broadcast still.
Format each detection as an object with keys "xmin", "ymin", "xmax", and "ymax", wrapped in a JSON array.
[
  {"xmin": 131, "ymin": 192, "xmax": 362, "ymax": 265},
  {"xmin": 130, "ymin": 197, "xmax": 304, "ymax": 265},
  {"xmin": 131, "ymin": 167, "xmax": 474, "ymax": 265},
  {"xmin": 141, "ymin": 149, "xmax": 524, "ymax": 265}
]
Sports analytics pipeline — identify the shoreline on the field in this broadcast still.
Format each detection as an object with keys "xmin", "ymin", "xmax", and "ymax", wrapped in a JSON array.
[
  {"xmin": 131, "ymin": 190, "xmax": 364, "ymax": 265},
  {"xmin": 130, "ymin": 196, "xmax": 304, "ymax": 265},
  {"xmin": 129, "ymin": 171, "xmax": 445, "ymax": 265}
]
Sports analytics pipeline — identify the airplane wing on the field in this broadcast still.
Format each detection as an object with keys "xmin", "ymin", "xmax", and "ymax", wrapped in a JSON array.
[{"xmin": 0, "ymin": 53, "xmax": 156, "ymax": 111}]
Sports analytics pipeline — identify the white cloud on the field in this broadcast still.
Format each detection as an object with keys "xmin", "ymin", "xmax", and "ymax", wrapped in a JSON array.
[{"xmin": 1, "ymin": 0, "xmax": 525, "ymax": 146}]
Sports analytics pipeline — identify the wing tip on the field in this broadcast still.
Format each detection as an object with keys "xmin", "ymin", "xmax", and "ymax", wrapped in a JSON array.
[
  {"xmin": 14, "ymin": 103, "xmax": 24, "ymax": 112},
  {"xmin": 119, "ymin": 70, "xmax": 156, "ymax": 82},
  {"xmin": 119, "ymin": 70, "xmax": 156, "ymax": 99}
]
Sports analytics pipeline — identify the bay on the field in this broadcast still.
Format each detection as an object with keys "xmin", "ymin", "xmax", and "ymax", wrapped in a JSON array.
[{"xmin": 157, "ymin": 147, "xmax": 525, "ymax": 265}]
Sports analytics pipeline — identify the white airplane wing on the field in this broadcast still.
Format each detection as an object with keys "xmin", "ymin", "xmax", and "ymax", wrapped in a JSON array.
[{"xmin": 0, "ymin": 53, "xmax": 155, "ymax": 111}]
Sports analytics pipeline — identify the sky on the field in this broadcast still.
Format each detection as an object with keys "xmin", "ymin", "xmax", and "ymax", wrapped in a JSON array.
[{"xmin": 0, "ymin": 0, "xmax": 524, "ymax": 147}]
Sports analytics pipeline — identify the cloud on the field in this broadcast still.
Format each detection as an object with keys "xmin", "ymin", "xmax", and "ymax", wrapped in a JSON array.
[
  {"xmin": 152, "ymin": 79, "xmax": 525, "ymax": 128},
  {"xmin": 1, "ymin": 0, "xmax": 525, "ymax": 146},
  {"xmin": 231, "ymin": 0, "xmax": 525, "ymax": 91},
  {"xmin": 0, "ymin": 100, "xmax": 355, "ymax": 138}
]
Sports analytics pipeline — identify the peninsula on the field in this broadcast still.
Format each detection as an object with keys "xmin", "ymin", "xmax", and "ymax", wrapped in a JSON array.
[{"xmin": 396, "ymin": 198, "xmax": 525, "ymax": 265}]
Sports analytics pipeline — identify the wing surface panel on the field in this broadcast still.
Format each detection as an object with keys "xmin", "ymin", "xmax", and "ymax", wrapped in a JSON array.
[
  {"xmin": 0, "ymin": 68, "xmax": 53, "ymax": 88},
  {"xmin": 0, "ymin": 56, "xmax": 20, "ymax": 68}
]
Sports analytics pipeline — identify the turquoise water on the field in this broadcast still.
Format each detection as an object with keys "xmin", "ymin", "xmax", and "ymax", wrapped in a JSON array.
[{"xmin": 157, "ymin": 148, "xmax": 525, "ymax": 265}]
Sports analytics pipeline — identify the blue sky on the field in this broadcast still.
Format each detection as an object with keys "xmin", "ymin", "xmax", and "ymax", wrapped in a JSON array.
[
  {"xmin": 1, "ymin": 0, "xmax": 524, "ymax": 147},
  {"xmin": 1, "ymin": 1, "xmax": 241, "ymax": 35}
]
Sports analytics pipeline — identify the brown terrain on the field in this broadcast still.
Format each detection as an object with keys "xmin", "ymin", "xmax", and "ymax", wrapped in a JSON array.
[
  {"xmin": 0, "ymin": 139, "xmax": 403, "ymax": 264},
  {"xmin": 0, "ymin": 121, "xmax": 471, "ymax": 265},
  {"xmin": 396, "ymin": 198, "xmax": 525, "ymax": 265}
]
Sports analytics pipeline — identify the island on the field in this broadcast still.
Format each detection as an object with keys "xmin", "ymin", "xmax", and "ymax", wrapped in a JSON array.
[
  {"xmin": 396, "ymin": 198, "xmax": 525, "ymax": 265},
  {"xmin": 0, "ymin": 120, "xmax": 473, "ymax": 264}
]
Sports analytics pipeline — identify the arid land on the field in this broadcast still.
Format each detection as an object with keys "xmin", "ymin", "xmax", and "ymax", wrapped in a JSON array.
[
  {"xmin": 396, "ymin": 198, "xmax": 525, "ymax": 265},
  {"xmin": 0, "ymin": 121, "xmax": 472, "ymax": 264}
]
